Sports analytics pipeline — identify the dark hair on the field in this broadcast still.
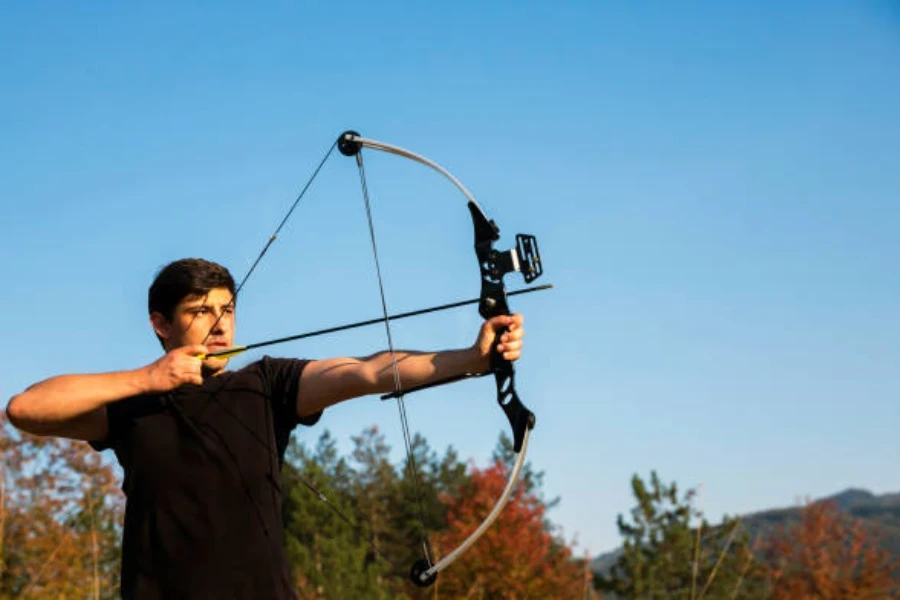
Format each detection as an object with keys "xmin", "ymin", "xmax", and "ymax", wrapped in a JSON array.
[{"xmin": 148, "ymin": 257, "xmax": 236, "ymax": 322}]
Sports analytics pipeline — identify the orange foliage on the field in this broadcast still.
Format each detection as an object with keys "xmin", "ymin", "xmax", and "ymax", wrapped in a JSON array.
[
  {"xmin": 1, "ymin": 413, "xmax": 124, "ymax": 598},
  {"xmin": 430, "ymin": 461, "xmax": 584, "ymax": 599},
  {"xmin": 766, "ymin": 500, "xmax": 898, "ymax": 600}
]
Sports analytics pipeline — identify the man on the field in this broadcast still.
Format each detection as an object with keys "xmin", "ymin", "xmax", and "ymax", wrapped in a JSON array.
[{"xmin": 6, "ymin": 258, "xmax": 526, "ymax": 599}]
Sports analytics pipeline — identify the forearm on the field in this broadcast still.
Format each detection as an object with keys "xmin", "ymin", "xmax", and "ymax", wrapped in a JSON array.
[
  {"xmin": 6, "ymin": 370, "xmax": 148, "ymax": 434},
  {"xmin": 365, "ymin": 347, "xmax": 490, "ymax": 394}
]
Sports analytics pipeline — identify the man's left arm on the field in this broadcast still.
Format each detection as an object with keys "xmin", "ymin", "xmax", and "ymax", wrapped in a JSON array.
[{"xmin": 296, "ymin": 314, "xmax": 524, "ymax": 418}]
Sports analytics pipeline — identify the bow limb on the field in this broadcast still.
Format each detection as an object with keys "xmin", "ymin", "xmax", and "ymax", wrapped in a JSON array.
[
  {"xmin": 412, "ymin": 429, "xmax": 533, "ymax": 585},
  {"xmin": 339, "ymin": 132, "xmax": 484, "ymax": 209}
]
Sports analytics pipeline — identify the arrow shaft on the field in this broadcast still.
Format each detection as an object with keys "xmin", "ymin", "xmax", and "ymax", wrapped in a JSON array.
[{"xmin": 206, "ymin": 283, "xmax": 553, "ymax": 358}]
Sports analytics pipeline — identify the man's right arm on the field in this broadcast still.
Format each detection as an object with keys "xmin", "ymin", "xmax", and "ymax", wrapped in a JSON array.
[{"xmin": 5, "ymin": 345, "xmax": 207, "ymax": 441}]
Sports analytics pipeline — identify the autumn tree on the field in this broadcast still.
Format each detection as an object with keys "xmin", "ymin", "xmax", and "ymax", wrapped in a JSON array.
[
  {"xmin": 282, "ymin": 428, "xmax": 585, "ymax": 599},
  {"xmin": 764, "ymin": 499, "xmax": 899, "ymax": 599},
  {"xmin": 430, "ymin": 455, "xmax": 583, "ymax": 598},
  {"xmin": 1, "ymin": 413, "xmax": 124, "ymax": 599}
]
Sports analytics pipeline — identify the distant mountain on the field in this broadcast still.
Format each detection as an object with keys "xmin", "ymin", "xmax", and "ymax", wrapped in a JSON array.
[
  {"xmin": 592, "ymin": 488, "xmax": 900, "ymax": 575},
  {"xmin": 591, "ymin": 546, "xmax": 622, "ymax": 576},
  {"xmin": 739, "ymin": 488, "xmax": 900, "ymax": 559}
]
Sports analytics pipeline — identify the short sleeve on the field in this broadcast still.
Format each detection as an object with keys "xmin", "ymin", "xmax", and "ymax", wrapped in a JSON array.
[
  {"xmin": 88, "ymin": 395, "xmax": 165, "ymax": 453},
  {"xmin": 260, "ymin": 356, "xmax": 321, "ymax": 429},
  {"xmin": 88, "ymin": 400, "xmax": 131, "ymax": 452},
  {"xmin": 259, "ymin": 356, "xmax": 320, "ymax": 466}
]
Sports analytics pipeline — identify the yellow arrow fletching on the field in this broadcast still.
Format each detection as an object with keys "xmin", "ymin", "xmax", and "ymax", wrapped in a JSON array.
[{"xmin": 199, "ymin": 346, "xmax": 247, "ymax": 360}]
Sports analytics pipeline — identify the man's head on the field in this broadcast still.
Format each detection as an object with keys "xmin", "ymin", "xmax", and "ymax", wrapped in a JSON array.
[{"xmin": 148, "ymin": 258, "xmax": 236, "ymax": 370}]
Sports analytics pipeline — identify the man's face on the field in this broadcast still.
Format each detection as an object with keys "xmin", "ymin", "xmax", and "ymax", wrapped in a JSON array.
[{"xmin": 151, "ymin": 286, "xmax": 235, "ymax": 371}]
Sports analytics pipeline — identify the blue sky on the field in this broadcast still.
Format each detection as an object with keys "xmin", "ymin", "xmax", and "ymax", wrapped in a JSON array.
[{"xmin": 1, "ymin": 1, "xmax": 898, "ymax": 555}]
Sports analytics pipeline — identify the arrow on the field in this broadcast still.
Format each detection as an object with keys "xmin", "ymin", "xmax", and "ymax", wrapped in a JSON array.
[{"xmin": 198, "ymin": 283, "xmax": 553, "ymax": 360}]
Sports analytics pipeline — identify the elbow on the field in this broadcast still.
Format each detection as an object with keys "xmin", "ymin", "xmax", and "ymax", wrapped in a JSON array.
[
  {"xmin": 6, "ymin": 394, "xmax": 25, "ymax": 430},
  {"xmin": 6, "ymin": 393, "xmax": 52, "ymax": 436}
]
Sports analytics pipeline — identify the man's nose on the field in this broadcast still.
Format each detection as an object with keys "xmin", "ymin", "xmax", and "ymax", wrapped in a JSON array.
[{"xmin": 210, "ymin": 311, "xmax": 230, "ymax": 332}]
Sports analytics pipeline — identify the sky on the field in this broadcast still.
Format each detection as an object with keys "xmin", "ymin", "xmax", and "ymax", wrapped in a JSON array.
[{"xmin": 1, "ymin": 1, "xmax": 898, "ymax": 556}]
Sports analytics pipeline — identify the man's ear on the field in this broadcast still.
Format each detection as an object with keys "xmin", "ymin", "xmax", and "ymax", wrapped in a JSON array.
[{"xmin": 150, "ymin": 312, "xmax": 171, "ymax": 343}]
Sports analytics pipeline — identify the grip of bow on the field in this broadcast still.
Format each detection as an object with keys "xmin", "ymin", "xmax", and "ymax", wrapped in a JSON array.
[{"xmin": 467, "ymin": 202, "xmax": 540, "ymax": 452}]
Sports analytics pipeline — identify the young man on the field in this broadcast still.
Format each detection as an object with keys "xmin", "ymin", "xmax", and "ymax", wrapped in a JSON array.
[{"xmin": 6, "ymin": 258, "xmax": 526, "ymax": 599}]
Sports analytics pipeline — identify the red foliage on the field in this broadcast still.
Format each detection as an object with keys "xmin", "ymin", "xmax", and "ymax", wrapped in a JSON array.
[
  {"xmin": 766, "ymin": 500, "xmax": 898, "ymax": 599},
  {"xmin": 431, "ymin": 461, "xmax": 584, "ymax": 599}
]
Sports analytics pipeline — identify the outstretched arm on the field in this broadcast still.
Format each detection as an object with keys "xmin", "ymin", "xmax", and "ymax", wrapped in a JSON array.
[
  {"xmin": 6, "ymin": 344, "xmax": 208, "ymax": 440},
  {"xmin": 296, "ymin": 314, "xmax": 525, "ymax": 418}
]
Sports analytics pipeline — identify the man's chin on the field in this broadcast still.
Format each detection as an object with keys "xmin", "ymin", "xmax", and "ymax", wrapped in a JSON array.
[{"xmin": 202, "ymin": 356, "xmax": 229, "ymax": 375}]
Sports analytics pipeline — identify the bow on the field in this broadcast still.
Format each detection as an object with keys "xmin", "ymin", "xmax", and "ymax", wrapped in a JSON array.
[{"xmin": 335, "ymin": 131, "xmax": 542, "ymax": 586}]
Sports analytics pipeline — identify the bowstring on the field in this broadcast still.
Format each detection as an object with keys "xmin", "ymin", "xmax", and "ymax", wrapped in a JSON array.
[
  {"xmin": 353, "ymin": 150, "xmax": 434, "ymax": 568},
  {"xmin": 191, "ymin": 137, "xmax": 405, "ymax": 574},
  {"xmin": 200, "ymin": 138, "xmax": 338, "ymax": 345}
]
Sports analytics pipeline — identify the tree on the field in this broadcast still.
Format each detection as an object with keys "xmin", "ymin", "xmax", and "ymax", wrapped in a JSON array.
[
  {"xmin": 282, "ymin": 428, "xmax": 585, "ymax": 599},
  {"xmin": 595, "ymin": 471, "xmax": 766, "ymax": 600},
  {"xmin": 282, "ymin": 426, "xmax": 466, "ymax": 599},
  {"xmin": 430, "ymin": 454, "xmax": 583, "ymax": 598},
  {"xmin": 765, "ymin": 499, "xmax": 899, "ymax": 599},
  {"xmin": 1, "ymin": 413, "xmax": 124, "ymax": 599},
  {"xmin": 282, "ymin": 430, "xmax": 389, "ymax": 599}
]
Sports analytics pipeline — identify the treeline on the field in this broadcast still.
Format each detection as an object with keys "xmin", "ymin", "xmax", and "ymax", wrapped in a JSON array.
[
  {"xmin": 0, "ymin": 416, "xmax": 587, "ymax": 599},
  {"xmin": 281, "ymin": 427, "xmax": 586, "ymax": 598},
  {"xmin": 594, "ymin": 472, "xmax": 899, "ymax": 599},
  {"xmin": 2, "ymin": 411, "xmax": 898, "ymax": 599}
]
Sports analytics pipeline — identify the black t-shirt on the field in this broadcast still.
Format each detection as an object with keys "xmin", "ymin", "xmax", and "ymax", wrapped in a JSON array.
[{"xmin": 90, "ymin": 356, "xmax": 321, "ymax": 599}]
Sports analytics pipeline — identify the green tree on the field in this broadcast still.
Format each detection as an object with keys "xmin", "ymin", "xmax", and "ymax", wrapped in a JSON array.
[
  {"xmin": 282, "ymin": 430, "xmax": 388, "ymax": 599},
  {"xmin": 282, "ymin": 427, "xmax": 467, "ymax": 599},
  {"xmin": 390, "ymin": 433, "xmax": 467, "ymax": 580},
  {"xmin": 596, "ymin": 471, "xmax": 766, "ymax": 600}
]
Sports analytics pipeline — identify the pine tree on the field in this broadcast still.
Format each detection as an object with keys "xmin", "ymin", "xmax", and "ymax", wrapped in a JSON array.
[
  {"xmin": 595, "ymin": 471, "xmax": 766, "ymax": 599},
  {"xmin": 282, "ymin": 431, "xmax": 388, "ymax": 599}
]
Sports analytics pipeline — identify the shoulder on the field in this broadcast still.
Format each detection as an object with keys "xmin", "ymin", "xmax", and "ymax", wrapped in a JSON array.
[
  {"xmin": 243, "ymin": 356, "xmax": 322, "ymax": 427},
  {"xmin": 236, "ymin": 356, "xmax": 311, "ymax": 395},
  {"xmin": 88, "ymin": 393, "xmax": 166, "ymax": 452},
  {"xmin": 241, "ymin": 355, "xmax": 312, "ymax": 375}
]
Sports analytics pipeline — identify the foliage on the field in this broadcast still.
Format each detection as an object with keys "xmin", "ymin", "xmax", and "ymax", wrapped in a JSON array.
[
  {"xmin": 764, "ymin": 499, "xmax": 899, "ymax": 599},
  {"xmin": 430, "ymin": 460, "xmax": 584, "ymax": 599},
  {"xmin": 0, "ymin": 413, "xmax": 124, "ymax": 599},
  {"xmin": 0, "ymin": 410, "xmax": 612, "ymax": 599},
  {"xmin": 280, "ymin": 428, "xmax": 582, "ymax": 598},
  {"xmin": 595, "ymin": 471, "xmax": 766, "ymax": 599},
  {"xmin": 595, "ymin": 472, "xmax": 900, "ymax": 600}
]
